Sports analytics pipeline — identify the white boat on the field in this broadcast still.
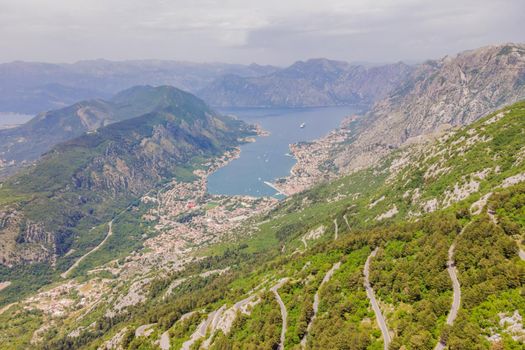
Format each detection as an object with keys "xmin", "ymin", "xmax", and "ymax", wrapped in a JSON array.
[{"xmin": 300, "ymin": 123, "xmax": 306, "ymax": 128}]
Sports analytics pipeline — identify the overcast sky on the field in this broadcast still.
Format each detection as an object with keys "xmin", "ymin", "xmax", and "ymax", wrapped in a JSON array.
[{"xmin": 0, "ymin": 0, "xmax": 524, "ymax": 65}]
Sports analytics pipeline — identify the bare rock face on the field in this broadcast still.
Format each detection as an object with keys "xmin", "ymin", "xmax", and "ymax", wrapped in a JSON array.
[
  {"xmin": 336, "ymin": 43, "xmax": 525, "ymax": 172},
  {"xmin": 19, "ymin": 221, "xmax": 54, "ymax": 245},
  {"xmin": 0, "ymin": 210, "xmax": 54, "ymax": 266},
  {"xmin": 198, "ymin": 59, "xmax": 413, "ymax": 107}
]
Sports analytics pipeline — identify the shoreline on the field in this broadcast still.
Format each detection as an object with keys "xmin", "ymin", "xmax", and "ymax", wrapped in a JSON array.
[
  {"xmin": 263, "ymin": 181, "xmax": 287, "ymax": 197},
  {"xmin": 267, "ymin": 115, "xmax": 359, "ymax": 196},
  {"xmin": 208, "ymin": 114, "xmax": 357, "ymax": 199}
]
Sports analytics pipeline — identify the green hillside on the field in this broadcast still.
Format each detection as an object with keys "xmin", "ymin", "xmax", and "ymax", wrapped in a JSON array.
[
  {"xmin": 20, "ymin": 101, "xmax": 525, "ymax": 349},
  {"xmin": 0, "ymin": 85, "xmax": 227, "ymax": 178},
  {"xmin": 0, "ymin": 86, "xmax": 253, "ymax": 305}
]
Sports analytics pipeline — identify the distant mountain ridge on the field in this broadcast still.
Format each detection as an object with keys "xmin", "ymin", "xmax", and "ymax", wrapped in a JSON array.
[
  {"xmin": 0, "ymin": 60, "xmax": 280, "ymax": 113},
  {"xmin": 198, "ymin": 59, "xmax": 413, "ymax": 107}
]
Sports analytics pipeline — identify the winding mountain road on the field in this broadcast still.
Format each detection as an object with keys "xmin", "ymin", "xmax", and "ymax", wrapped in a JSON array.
[
  {"xmin": 61, "ymin": 184, "xmax": 168, "ymax": 279},
  {"xmin": 61, "ymin": 221, "xmax": 113, "ymax": 279},
  {"xmin": 445, "ymin": 242, "xmax": 461, "ymax": 326},
  {"xmin": 182, "ymin": 306, "xmax": 225, "ymax": 350},
  {"xmin": 364, "ymin": 248, "xmax": 391, "ymax": 350},
  {"xmin": 434, "ymin": 242, "xmax": 462, "ymax": 350},
  {"xmin": 271, "ymin": 278, "xmax": 289, "ymax": 350},
  {"xmin": 300, "ymin": 262, "xmax": 342, "ymax": 348},
  {"xmin": 343, "ymin": 214, "xmax": 350, "ymax": 230},
  {"xmin": 434, "ymin": 221, "xmax": 476, "ymax": 349}
]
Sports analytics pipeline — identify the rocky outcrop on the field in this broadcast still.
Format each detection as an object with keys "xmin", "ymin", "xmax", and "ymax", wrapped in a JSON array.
[
  {"xmin": 198, "ymin": 59, "xmax": 413, "ymax": 107},
  {"xmin": 0, "ymin": 210, "xmax": 55, "ymax": 266},
  {"xmin": 18, "ymin": 221, "xmax": 54, "ymax": 245},
  {"xmin": 336, "ymin": 43, "xmax": 525, "ymax": 172}
]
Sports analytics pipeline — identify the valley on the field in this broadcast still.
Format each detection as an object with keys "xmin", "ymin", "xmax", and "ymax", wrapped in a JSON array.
[
  {"xmin": 0, "ymin": 43, "xmax": 524, "ymax": 350},
  {"xmin": 0, "ymin": 94, "xmax": 522, "ymax": 350}
]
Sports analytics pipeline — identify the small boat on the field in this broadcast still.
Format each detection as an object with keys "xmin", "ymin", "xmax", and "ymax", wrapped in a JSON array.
[{"xmin": 300, "ymin": 123, "xmax": 306, "ymax": 128}]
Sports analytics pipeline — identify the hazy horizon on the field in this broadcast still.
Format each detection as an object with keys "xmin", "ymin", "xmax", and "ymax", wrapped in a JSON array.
[{"xmin": 1, "ymin": 0, "xmax": 524, "ymax": 66}]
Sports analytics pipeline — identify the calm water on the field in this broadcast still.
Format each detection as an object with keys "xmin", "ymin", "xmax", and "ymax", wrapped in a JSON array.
[
  {"xmin": 207, "ymin": 106, "xmax": 360, "ymax": 197},
  {"xmin": 0, "ymin": 112, "xmax": 33, "ymax": 127}
]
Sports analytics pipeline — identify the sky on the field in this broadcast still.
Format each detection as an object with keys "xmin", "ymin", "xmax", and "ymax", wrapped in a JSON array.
[{"xmin": 0, "ymin": 0, "xmax": 524, "ymax": 65}]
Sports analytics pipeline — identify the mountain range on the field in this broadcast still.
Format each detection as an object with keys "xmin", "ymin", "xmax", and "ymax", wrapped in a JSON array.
[
  {"xmin": 333, "ymin": 43, "xmax": 525, "ymax": 172},
  {"xmin": 0, "ymin": 60, "xmax": 279, "ymax": 113},
  {"xmin": 0, "ymin": 43, "xmax": 523, "ymax": 350},
  {"xmin": 0, "ymin": 58, "xmax": 415, "ymax": 114},
  {"xmin": 0, "ymin": 85, "xmax": 221, "ymax": 177},
  {"xmin": 198, "ymin": 59, "xmax": 413, "ymax": 108},
  {"xmin": 3, "ymin": 89, "xmax": 521, "ymax": 350}
]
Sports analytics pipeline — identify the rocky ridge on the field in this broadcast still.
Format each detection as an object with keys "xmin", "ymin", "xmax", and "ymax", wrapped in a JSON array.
[
  {"xmin": 335, "ymin": 43, "xmax": 525, "ymax": 172},
  {"xmin": 198, "ymin": 59, "xmax": 413, "ymax": 108}
]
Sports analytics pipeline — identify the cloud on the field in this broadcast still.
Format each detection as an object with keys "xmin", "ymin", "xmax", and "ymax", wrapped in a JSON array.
[{"xmin": 0, "ymin": 0, "xmax": 523, "ymax": 64}]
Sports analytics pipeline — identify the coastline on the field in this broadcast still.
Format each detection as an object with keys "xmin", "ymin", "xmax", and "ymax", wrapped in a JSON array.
[{"xmin": 267, "ymin": 115, "xmax": 359, "ymax": 196}]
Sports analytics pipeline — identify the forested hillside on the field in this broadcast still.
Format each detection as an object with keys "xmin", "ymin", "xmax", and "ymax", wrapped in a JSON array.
[
  {"xmin": 0, "ymin": 86, "xmax": 253, "ymax": 306},
  {"xmin": 4, "ymin": 100, "xmax": 522, "ymax": 349}
]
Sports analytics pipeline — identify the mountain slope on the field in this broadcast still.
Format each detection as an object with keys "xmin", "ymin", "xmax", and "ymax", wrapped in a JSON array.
[
  {"xmin": 0, "ymin": 85, "xmax": 226, "ymax": 178},
  {"xmin": 6, "ymin": 100, "xmax": 523, "ymax": 349},
  {"xmin": 335, "ymin": 43, "xmax": 525, "ymax": 172},
  {"xmin": 0, "ymin": 86, "xmax": 252, "ymax": 268},
  {"xmin": 198, "ymin": 59, "xmax": 413, "ymax": 107}
]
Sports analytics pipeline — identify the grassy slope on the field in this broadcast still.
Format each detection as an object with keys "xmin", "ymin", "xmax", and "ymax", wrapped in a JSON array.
[{"xmin": 3, "ymin": 101, "xmax": 525, "ymax": 349}]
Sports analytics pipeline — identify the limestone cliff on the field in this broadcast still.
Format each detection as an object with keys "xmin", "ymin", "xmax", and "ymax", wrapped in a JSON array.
[{"xmin": 336, "ymin": 43, "xmax": 525, "ymax": 172}]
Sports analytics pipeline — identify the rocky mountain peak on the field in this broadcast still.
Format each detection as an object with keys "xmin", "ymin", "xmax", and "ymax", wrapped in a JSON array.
[{"xmin": 335, "ymin": 43, "xmax": 525, "ymax": 173}]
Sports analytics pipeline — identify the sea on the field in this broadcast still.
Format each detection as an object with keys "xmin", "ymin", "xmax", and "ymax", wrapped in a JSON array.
[
  {"xmin": 207, "ymin": 106, "xmax": 360, "ymax": 198},
  {"xmin": 0, "ymin": 112, "xmax": 33, "ymax": 128}
]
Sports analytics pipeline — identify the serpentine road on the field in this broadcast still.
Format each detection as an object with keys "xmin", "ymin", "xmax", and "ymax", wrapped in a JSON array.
[
  {"xmin": 343, "ymin": 214, "xmax": 350, "ymax": 230},
  {"xmin": 364, "ymin": 248, "xmax": 391, "ymax": 350},
  {"xmin": 434, "ymin": 241, "xmax": 462, "ymax": 350},
  {"xmin": 300, "ymin": 261, "xmax": 342, "ymax": 348},
  {"xmin": 271, "ymin": 278, "xmax": 289, "ymax": 350},
  {"xmin": 445, "ymin": 242, "xmax": 461, "ymax": 326},
  {"xmin": 60, "ymin": 221, "xmax": 113, "ymax": 278},
  {"xmin": 182, "ymin": 306, "xmax": 226, "ymax": 350},
  {"xmin": 434, "ymin": 220, "xmax": 477, "ymax": 349}
]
